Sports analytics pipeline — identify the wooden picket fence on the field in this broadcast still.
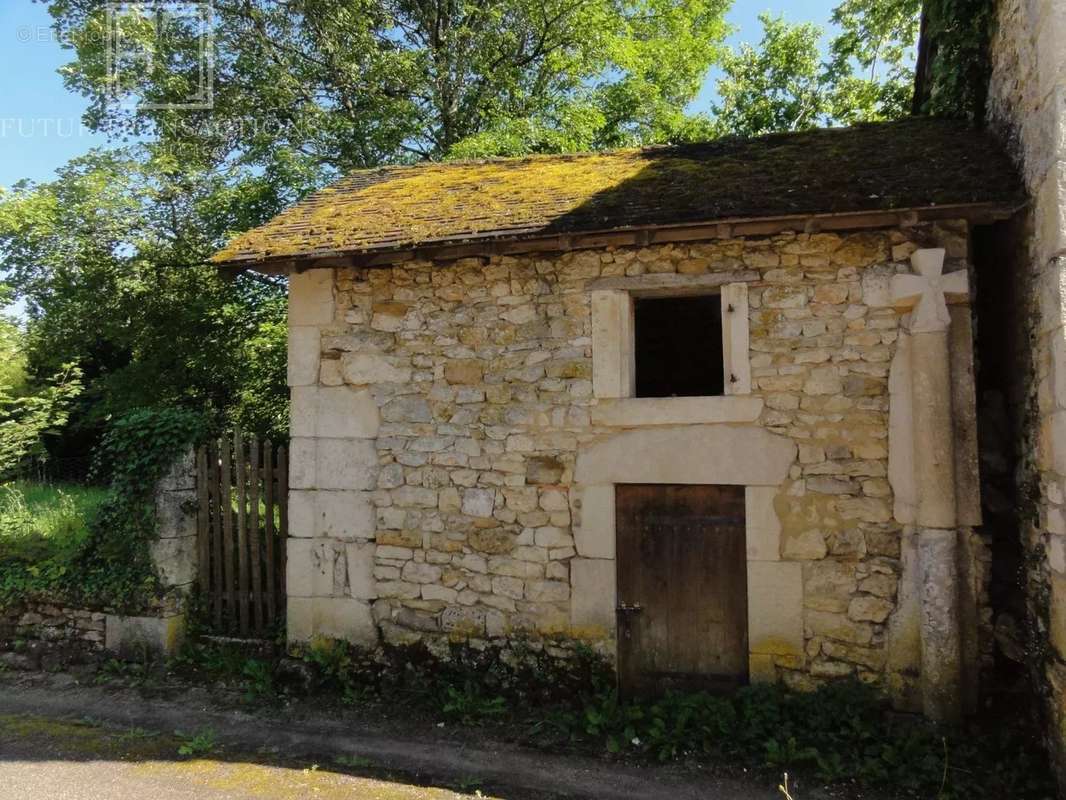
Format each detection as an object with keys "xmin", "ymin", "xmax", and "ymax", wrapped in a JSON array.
[{"xmin": 196, "ymin": 431, "xmax": 287, "ymax": 637}]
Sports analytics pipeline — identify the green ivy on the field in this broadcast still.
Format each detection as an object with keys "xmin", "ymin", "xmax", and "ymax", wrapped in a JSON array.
[
  {"xmin": 919, "ymin": 0, "xmax": 996, "ymax": 120},
  {"xmin": 0, "ymin": 407, "xmax": 205, "ymax": 610}
]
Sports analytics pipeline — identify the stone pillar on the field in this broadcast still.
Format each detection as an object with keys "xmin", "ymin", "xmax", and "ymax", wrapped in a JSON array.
[
  {"xmin": 286, "ymin": 268, "xmax": 380, "ymax": 646},
  {"xmin": 891, "ymin": 248, "xmax": 969, "ymax": 721},
  {"xmin": 151, "ymin": 446, "xmax": 198, "ymax": 592}
]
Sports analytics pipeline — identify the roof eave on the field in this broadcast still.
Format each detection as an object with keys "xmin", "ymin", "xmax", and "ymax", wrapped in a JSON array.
[{"xmin": 213, "ymin": 199, "xmax": 1026, "ymax": 273}]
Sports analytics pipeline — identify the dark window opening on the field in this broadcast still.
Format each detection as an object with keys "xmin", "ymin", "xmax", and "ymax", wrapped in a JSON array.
[{"xmin": 634, "ymin": 295, "xmax": 724, "ymax": 398}]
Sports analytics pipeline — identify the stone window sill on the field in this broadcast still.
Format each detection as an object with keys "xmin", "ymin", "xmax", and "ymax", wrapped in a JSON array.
[{"xmin": 590, "ymin": 395, "xmax": 764, "ymax": 427}]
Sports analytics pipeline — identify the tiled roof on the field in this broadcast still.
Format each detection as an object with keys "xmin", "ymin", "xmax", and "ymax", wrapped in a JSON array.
[{"xmin": 213, "ymin": 118, "xmax": 1024, "ymax": 265}]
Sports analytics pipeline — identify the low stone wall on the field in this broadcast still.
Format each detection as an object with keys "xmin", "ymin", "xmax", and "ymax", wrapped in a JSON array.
[
  {"xmin": 0, "ymin": 451, "xmax": 198, "ymax": 658},
  {"xmin": 0, "ymin": 602, "xmax": 107, "ymax": 648},
  {"xmin": 0, "ymin": 599, "xmax": 186, "ymax": 658}
]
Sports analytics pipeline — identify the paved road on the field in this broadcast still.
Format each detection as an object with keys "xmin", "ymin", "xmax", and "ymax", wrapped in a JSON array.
[
  {"xmin": 0, "ymin": 714, "xmax": 494, "ymax": 800},
  {"xmin": 0, "ymin": 744, "xmax": 484, "ymax": 800}
]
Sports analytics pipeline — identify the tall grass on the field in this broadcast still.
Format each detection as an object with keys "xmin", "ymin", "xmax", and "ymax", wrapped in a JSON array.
[{"xmin": 0, "ymin": 482, "xmax": 106, "ymax": 574}]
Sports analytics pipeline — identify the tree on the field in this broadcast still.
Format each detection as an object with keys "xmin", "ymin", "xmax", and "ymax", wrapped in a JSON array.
[
  {"xmin": 0, "ymin": 363, "xmax": 82, "ymax": 480},
  {"xmin": 0, "ymin": 149, "xmax": 288, "ymax": 456},
  {"xmin": 0, "ymin": 288, "xmax": 28, "ymax": 397},
  {"xmin": 712, "ymin": 14, "xmax": 828, "ymax": 137},
  {"xmin": 711, "ymin": 1, "xmax": 919, "ymax": 137},
  {"xmin": 826, "ymin": 0, "xmax": 921, "ymax": 124},
  {"xmin": 49, "ymin": 0, "xmax": 731, "ymax": 175}
]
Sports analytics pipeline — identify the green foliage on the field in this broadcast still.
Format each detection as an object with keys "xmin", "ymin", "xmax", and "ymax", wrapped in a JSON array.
[
  {"xmin": 240, "ymin": 658, "xmax": 276, "ymax": 701},
  {"xmin": 827, "ymin": 0, "xmax": 921, "ymax": 124},
  {"xmin": 441, "ymin": 682, "xmax": 507, "ymax": 725},
  {"xmin": 164, "ymin": 637, "xmax": 1052, "ymax": 798},
  {"xmin": 0, "ymin": 364, "xmax": 82, "ymax": 481},
  {"xmin": 918, "ymin": 0, "xmax": 995, "ymax": 119},
  {"xmin": 0, "ymin": 482, "xmax": 106, "ymax": 607},
  {"xmin": 334, "ymin": 754, "xmax": 375, "ymax": 770},
  {"xmin": 713, "ymin": 14, "xmax": 829, "ymax": 137},
  {"xmin": 0, "ymin": 151, "xmax": 287, "ymax": 460},
  {"xmin": 76, "ymin": 407, "xmax": 205, "ymax": 608},
  {"xmin": 229, "ymin": 302, "xmax": 288, "ymax": 441},
  {"xmin": 0, "ymin": 289, "xmax": 27, "ymax": 396},
  {"xmin": 549, "ymin": 680, "xmax": 1051, "ymax": 797},
  {"xmin": 175, "ymin": 728, "xmax": 218, "ymax": 757},
  {"xmin": 0, "ymin": 407, "xmax": 203, "ymax": 610},
  {"xmin": 50, "ymin": 0, "xmax": 731, "ymax": 169},
  {"xmin": 712, "ymin": 1, "xmax": 921, "ymax": 137}
]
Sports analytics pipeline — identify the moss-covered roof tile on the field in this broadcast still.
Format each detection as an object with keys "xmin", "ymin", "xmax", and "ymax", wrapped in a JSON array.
[{"xmin": 213, "ymin": 118, "xmax": 1024, "ymax": 265}]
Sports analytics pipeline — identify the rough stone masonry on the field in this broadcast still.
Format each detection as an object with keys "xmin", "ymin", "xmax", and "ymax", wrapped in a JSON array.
[
  {"xmin": 987, "ymin": 0, "xmax": 1066, "ymax": 785},
  {"xmin": 284, "ymin": 223, "xmax": 990, "ymax": 716}
]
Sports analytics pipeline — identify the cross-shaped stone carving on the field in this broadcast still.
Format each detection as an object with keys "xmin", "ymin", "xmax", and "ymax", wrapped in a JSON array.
[{"xmin": 891, "ymin": 248, "xmax": 970, "ymax": 333}]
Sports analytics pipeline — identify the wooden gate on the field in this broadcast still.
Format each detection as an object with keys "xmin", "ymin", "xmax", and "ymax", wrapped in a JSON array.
[
  {"xmin": 196, "ymin": 431, "xmax": 288, "ymax": 636},
  {"xmin": 616, "ymin": 484, "xmax": 748, "ymax": 695}
]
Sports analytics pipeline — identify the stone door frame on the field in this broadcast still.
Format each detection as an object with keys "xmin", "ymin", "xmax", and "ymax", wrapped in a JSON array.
[{"xmin": 570, "ymin": 424, "xmax": 798, "ymax": 681}]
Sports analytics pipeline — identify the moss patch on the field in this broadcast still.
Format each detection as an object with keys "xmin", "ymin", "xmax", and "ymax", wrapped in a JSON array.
[{"xmin": 215, "ymin": 118, "xmax": 1023, "ymax": 265}]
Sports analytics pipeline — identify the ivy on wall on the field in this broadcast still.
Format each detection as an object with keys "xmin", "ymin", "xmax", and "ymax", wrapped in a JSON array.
[
  {"xmin": 914, "ymin": 0, "xmax": 996, "ymax": 120},
  {"xmin": 0, "ymin": 407, "xmax": 205, "ymax": 611},
  {"xmin": 78, "ymin": 407, "xmax": 206, "ymax": 610}
]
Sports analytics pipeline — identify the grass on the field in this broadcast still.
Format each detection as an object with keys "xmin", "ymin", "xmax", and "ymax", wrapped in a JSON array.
[
  {"xmin": 0, "ymin": 481, "xmax": 107, "ymax": 606},
  {"xmin": 0, "ymin": 482, "xmax": 106, "ymax": 561}
]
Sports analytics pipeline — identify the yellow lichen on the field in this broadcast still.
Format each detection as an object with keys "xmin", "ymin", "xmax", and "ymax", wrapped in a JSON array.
[
  {"xmin": 213, "ymin": 151, "xmax": 655, "ymax": 264},
  {"xmin": 750, "ymin": 637, "xmax": 803, "ymax": 658}
]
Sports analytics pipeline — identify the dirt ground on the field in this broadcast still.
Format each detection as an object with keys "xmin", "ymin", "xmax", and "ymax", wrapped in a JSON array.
[{"xmin": 0, "ymin": 671, "xmax": 803, "ymax": 800}]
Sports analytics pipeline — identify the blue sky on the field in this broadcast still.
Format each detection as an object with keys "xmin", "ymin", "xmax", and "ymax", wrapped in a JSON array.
[{"xmin": 0, "ymin": 0, "xmax": 839, "ymax": 189}]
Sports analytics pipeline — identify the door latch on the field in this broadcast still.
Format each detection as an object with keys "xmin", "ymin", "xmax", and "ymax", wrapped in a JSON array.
[{"xmin": 616, "ymin": 602, "xmax": 643, "ymax": 640}]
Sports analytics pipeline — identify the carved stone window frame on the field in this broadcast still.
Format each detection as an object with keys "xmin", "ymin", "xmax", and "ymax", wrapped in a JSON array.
[{"xmin": 589, "ymin": 274, "xmax": 753, "ymax": 425}]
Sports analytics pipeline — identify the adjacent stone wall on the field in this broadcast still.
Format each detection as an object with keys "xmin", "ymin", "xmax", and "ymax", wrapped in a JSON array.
[
  {"xmin": 0, "ymin": 602, "xmax": 107, "ymax": 648},
  {"xmin": 0, "ymin": 450, "xmax": 196, "ymax": 657},
  {"xmin": 988, "ymin": 0, "xmax": 1066, "ymax": 784},
  {"xmin": 0, "ymin": 599, "xmax": 186, "ymax": 659},
  {"xmin": 286, "ymin": 222, "xmax": 985, "ymax": 702}
]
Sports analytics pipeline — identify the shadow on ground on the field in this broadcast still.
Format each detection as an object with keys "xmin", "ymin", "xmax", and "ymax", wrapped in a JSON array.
[{"xmin": 0, "ymin": 714, "xmax": 500, "ymax": 800}]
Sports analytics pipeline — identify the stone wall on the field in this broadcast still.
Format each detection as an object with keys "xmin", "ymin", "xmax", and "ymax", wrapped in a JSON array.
[
  {"xmin": 286, "ymin": 222, "xmax": 985, "ymax": 705},
  {"xmin": 987, "ymin": 0, "xmax": 1066, "ymax": 784},
  {"xmin": 0, "ymin": 599, "xmax": 186, "ymax": 659},
  {"xmin": 0, "ymin": 602, "xmax": 107, "ymax": 648}
]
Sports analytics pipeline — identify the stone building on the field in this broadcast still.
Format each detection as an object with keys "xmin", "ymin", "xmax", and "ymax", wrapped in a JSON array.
[
  {"xmin": 984, "ymin": 0, "xmax": 1066, "ymax": 785},
  {"xmin": 214, "ymin": 119, "xmax": 1028, "ymax": 725}
]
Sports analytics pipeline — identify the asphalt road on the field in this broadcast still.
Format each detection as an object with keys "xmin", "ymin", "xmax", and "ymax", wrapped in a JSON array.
[{"xmin": 0, "ymin": 749, "xmax": 484, "ymax": 800}]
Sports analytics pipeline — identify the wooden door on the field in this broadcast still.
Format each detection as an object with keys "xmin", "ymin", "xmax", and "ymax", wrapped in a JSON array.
[{"xmin": 616, "ymin": 484, "xmax": 748, "ymax": 695}]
